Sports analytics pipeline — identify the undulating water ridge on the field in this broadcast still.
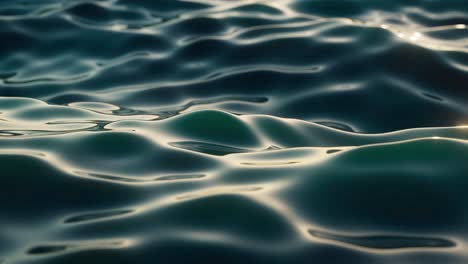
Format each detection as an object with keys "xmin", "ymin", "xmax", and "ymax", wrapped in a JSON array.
[{"xmin": 0, "ymin": 0, "xmax": 467, "ymax": 263}]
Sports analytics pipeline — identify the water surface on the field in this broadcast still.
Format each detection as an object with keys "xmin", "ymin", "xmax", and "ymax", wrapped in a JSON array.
[{"xmin": 1, "ymin": 0, "xmax": 468, "ymax": 263}]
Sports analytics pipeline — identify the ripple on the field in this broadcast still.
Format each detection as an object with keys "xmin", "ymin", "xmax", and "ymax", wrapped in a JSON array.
[
  {"xmin": 75, "ymin": 171, "xmax": 206, "ymax": 184},
  {"xmin": 169, "ymin": 141, "xmax": 251, "ymax": 155},
  {"xmin": 28, "ymin": 245, "xmax": 69, "ymax": 255},
  {"xmin": 27, "ymin": 240, "xmax": 130, "ymax": 256},
  {"xmin": 64, "ymin": 209, "xmax": 135, "ymax": 224},
  {"xmin": 309, "ymin": 230, "xmax": 456, "ymax": 250}
]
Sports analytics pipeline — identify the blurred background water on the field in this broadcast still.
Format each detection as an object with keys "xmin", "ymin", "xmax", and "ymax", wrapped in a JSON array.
[{"xmin": 0, "ymin": 0, "xmax": 468, "ymax": 263}]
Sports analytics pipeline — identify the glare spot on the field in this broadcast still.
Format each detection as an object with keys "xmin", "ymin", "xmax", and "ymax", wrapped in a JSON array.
[
  {"xmin": 455, "ymin": 24, "xmax": 466, "ymax": 29},
  {"xmin": 111, "ymin": 24, "xmax": 126, "ymax": 31},
  {"xmin": 139, "ymin": 28, "xmax": 154, "ymax": 34},
  {"xmin": 409, "ymin": 32, "xmax": 422, "ymax": 41}
]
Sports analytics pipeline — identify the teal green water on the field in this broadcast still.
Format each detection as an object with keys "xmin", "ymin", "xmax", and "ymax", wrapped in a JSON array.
[{"xmin": 1, "ymin": 1, "xmax": 468, "ymax": 263}]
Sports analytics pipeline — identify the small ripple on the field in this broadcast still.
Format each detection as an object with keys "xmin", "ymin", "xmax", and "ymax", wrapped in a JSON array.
[
  {"xmin": 157, "ymin": 174, "xmax": 206, "ymax": 181},
  {"xmin": 64, "ymin": 209, "xmax": 135, "ymax": 224},
  {"xmin": 27, "ymin": 240, "xmax": 130, "ymax": 256},
  {"xmin": 309, "ymin": 229, "xmax": 456, "ymax": 251},
  {"xmin": 0, "ymin": 72, "xmax": 16, "ymax": 80},
  {"xmin": 157, "ymin": 96, "xmax": 268, "ymax": 119},
  {"xmin": 169, "ymin": 141, "xmax": 251, "ymax": 156},
  {"xmin": 315, "ymin": 121, "xmax": 356, "ymax": 132},
  {"xmin": 240, "ymin": 161, "xmax": 300, "ymax": 166},
  {"xmin": 3, "ymin": 73, "xmax": 90, "ymax": 85},
  {"xmin": 422, "ymin": 92, "xmax": 444, "ymax": 102},
  {"xmin": 326, "ymin": 149, "xmax": 342, "ymax": 154},
  {"xmin": 28, "ymin": 245, "xmax": 68, "ymax": 255},
  {"xmin": 76, "ymin": 171, "xmax": 206, "ymax": 184}
]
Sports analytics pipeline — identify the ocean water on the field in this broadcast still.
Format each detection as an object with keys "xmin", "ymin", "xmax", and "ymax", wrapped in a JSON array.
[{"xmin": 0, "ymin": 0, "xmax": 468, "ymax": 263}]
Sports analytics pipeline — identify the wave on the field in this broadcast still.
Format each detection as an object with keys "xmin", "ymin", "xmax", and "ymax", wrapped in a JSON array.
[{"xmin": 0, "ymin": 106, "xmax": 468, "ymax": 263}]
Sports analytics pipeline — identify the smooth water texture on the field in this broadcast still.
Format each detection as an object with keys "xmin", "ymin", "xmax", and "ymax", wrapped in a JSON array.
[{"xmin": 0, "ymin": 0, "xmax": 468, "ymax": 263}]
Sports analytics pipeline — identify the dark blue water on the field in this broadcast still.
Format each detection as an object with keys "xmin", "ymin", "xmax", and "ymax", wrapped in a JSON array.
[{"xmin": 1, "ymin": 0, "xmax": 468, "ymax": 263}]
